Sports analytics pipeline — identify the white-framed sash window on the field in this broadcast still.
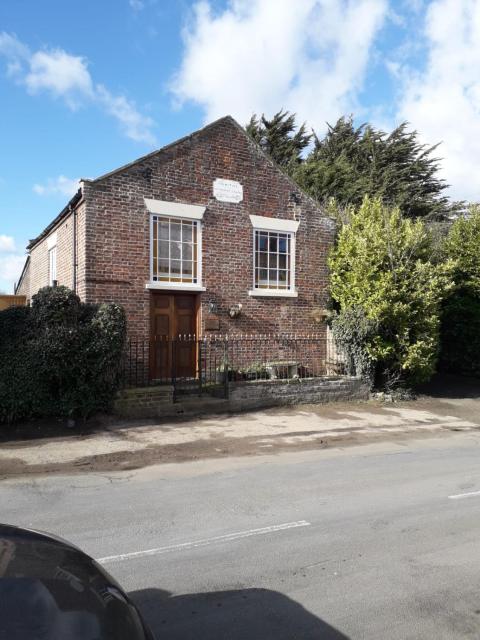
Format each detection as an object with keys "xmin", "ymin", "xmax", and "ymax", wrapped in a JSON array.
[
  {"xmin": 254, "ymin": 230, "xmax": 292, "ymax": 290},
  {"xmin": 151, "ymin": 216, "xmax": 199, "ymax": 284},
  {"xmin": 145, "ymin": 198, "xmax": 205, "ymax": 291},
  {"xmin": 48, "ymin": 246, "xmax": 57, "ymax": 286},
  {"xmin": 248, "ymin": 215, "xmax": 299, "ymax": 298}
]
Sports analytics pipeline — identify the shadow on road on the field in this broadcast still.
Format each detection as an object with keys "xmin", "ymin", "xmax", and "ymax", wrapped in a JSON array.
[
  {"xmin": 417, "ymin": 373, "xmax": 480, "ymax": 399},
  {"xmin": 130, "ymin": 587, "xmax": 349, "ymax": 640},
  {"xmin": 417, "ymin": 373, "xmax": 480, "ymax": 398}
]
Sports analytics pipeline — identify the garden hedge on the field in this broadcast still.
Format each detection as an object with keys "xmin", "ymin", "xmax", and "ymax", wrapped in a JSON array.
[
  {"xmin": 0, "ymin": 286, "xmax": 126, "ymax": 423},
  {"xmin": 439, "ymin": 290, "xmax": 480, "ymax": 378}
]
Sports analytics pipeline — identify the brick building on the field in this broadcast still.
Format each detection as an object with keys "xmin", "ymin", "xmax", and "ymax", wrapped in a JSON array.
[{"xmin": 16, "ymin": 116, "xmax": 335, "ymax": 378}]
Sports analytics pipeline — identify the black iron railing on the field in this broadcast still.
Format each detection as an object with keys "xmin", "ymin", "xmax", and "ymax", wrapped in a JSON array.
[{"xmin": 121, "ymin": 334, "xmax": 348, "ymax": 396}]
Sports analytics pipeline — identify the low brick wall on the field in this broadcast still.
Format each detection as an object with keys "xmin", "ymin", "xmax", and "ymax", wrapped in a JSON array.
[
  {"xmin": 228, "ymin": 376, "xmax": 369, "ymax": 412},
  {"xmin": 115, "ymin": 386, "xmax": 174, "ymax": 418},
  {"xmin": 113, "ymin": 376, "xmax": 369, "ymax": 419}
]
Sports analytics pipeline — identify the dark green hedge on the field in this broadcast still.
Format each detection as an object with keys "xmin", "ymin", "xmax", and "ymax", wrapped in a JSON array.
[
  {"xmin": 0, "ymin": 286, "xmax": 126, "ymax": 423},
  {"xmin": 439, "ymin": 290, "xmax": 480, "ymax": 377}
]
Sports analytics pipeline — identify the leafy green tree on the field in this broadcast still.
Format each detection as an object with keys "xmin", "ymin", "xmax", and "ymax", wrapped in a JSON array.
[
  {"xmin": 443, "ymin": 205, "xmax": 480, "ymax": 293},
  {"xmin": 297, "ymin": 117, "xmax": 461, "ymax": 219},
  {"xmin": 329, "ymin": 197, "xmax": 454, "ymax": 387},
  {"xmin": 247, "ymin": 111, "xmax": 461, "ymax": 219},
  {"xmin": 246, "ymin": 110, "xmax": 311, "ymax": 172}
]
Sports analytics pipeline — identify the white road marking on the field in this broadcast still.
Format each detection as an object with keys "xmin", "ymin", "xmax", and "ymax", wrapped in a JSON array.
[
  {"xmin": 448, "ymin": 490, "xmax": 480, "ymax": 500},
  {"xmin": 97, "ymin": 520, "xmax": 311, "ymax": 565}
]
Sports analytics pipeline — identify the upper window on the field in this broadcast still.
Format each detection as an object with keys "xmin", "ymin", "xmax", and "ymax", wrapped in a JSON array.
[
  {"xmin": 151, "ymin": 216, "xmax": 199, "ymax": 284},
  {"xmin": 48, "ymin": 246, "xmax": 57, "ymax": 286},
  {"xmin": 254, "ymin": 230, "xmax": 291, "ymax": 290},
  {"xmin": 146, "ymin": 198, "xmax": 205, "ymax": 290}
]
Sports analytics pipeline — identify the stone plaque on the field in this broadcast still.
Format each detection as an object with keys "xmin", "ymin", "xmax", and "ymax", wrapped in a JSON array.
[
  {"xmin": 213, "ymin": 178, "xmax": 243, "ymax": 203},
  {"xmin": 205, "ymin": 316, "xmax": 220, "ymax": 331}
]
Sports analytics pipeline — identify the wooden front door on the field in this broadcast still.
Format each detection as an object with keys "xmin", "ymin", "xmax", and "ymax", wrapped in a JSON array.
[{"xmin": 150, "ymin": 293, "xmax": 198, "ymax": 380}]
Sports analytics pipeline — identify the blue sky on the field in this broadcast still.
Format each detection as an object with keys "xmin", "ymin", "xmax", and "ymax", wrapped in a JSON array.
[{"xmin": 1, "ymin": 0, "xmax": 480, "ymax": 291}]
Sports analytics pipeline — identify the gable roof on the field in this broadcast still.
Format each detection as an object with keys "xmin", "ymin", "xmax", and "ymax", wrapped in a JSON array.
[
  {"xmin": 26, "ymin": 115, "xmax": 327, "ymax": 251},
  {"xmin": 82, "ymin": 115, "xmax": 325, "ymax": 213},
  {"xmin": 27, "ymin": 188, "xmax": 82, "ymax": 250},
  {"xmin": 14, "ymin": 255, "xmax": 30, "ymax": 294}
]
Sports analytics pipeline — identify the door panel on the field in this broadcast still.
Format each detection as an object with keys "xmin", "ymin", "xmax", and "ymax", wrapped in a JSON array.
[{"xmin": 150, "ymin": 293, "xmax": 197, "ymax": 380}]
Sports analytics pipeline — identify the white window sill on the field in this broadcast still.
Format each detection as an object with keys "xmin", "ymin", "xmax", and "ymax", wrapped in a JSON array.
[
  {"xmin": 146, "ymin": 282, "xmax": 206, "ymax": 292},
  {"xmin": 248, "ymin": 289, "xmax": 298, "ymax": 298}
]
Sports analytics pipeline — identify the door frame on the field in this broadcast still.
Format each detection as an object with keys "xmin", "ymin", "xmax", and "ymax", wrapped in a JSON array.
[{"xmin": 149, "ymin": 291, "xmax": 201, "ymax": 380}]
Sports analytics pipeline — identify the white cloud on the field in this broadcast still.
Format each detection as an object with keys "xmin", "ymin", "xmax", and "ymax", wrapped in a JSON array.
[
  {"xmin": 0, "ymin": 233, "xmax": 25, "ymax": 292},
  {"xmin": 394, "ymin": 0, "xmax": 480, "ymax": 201},
  {"xmin": 33, "ymin": 175, "xmax": 80, "ymax": 198},
  {"xmin": 25, "ymin": 49, "xmax": 94, "ymax": 109},
  {"xmin": 96, "ymin": 85, "xmax": 156, "ymax": 145},
  {"xmin": 0, "ymin": 254, "xmax": 26, "ymax": 291},
  {"xmin": 171, "ymin": 0, "xmax": 387, "ymax": 131},
  {"xmin": 129, "ymin": 0, "xmax": 145, "ymax": 10},
  {"xmin": 0, "ymin": 235, "xmax": 15, "ymax": 252},
  {"xmin": 0, "ymin": 32, "xmax": 156, "ymax": 144},
  {"xmin": 0, "ymin": 31, "xmax": 29, "ymax": 77}
]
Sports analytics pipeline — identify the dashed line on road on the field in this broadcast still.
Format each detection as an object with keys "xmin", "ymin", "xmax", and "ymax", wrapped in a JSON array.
[
  {"xmin": 448, "ymin": 490, "xmax": 480, "ymax": 500},
  {"xmin": 97, "ymin": 520, "xmax": 311, "ymax": 565}
]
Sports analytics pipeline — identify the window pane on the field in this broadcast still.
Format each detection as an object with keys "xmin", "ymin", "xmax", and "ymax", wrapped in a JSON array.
[
  {"xmin": 159, "ymin": 241, "xmax": 169, "ymax": 259},
  {"xmin": 269, "ymin": 254, "xmax": 278, "ymax": 268},
  {"xmin": 278, "ymin": 270, "xmax": 288, "ymax": 283},
  {"xmin": 259, "ymin": 253, "xmax": 268, "ymax": 268},
  {"xmin": 258, "ymin": 233, "xmax": 268, "ymax": 251},
  {"xmin": 183, "ymin": 244, "xmax": 192, "ymax": 261},
  {"xmin": 183, "ymin": 262, "xmax": 193, "ymax": 275},
  {"xmin": 170, "ymin": 222, "xmax": 181, "ymax": 242},
  {"xmin": 279, "ymin": 236, "xmax": 288, "ymax": 253},
  {"xmin": 258, "ymin": 268, "xmax": 268, "ymax": 283},
  {"xmin": 269, "ymin": 269, "xmax": 278, "ymax": 283},
  {"xmin": 158, "ymin": 258, "xmax": 169, "ymax": 273},
  {"xmin": 171, "ymin": 260, "xmax": 181, "ymax": 274},
  {"xmin": 171, "ymin": 242, "xmax": 181, "ymax": 260},
  {"xmin": 159, "ymin": 221, "xmax": 169, "ymax": 240},
  {"xmin": 269, "ymin": 235, "xmax": 278, "ymax": 252},
  {"xmin": 279, "ymin": 254, "xmax": 287, "ymax": 269},
  {"xmin": 182, "ymin": 223, "xmax": 192, "ymax": 243}
]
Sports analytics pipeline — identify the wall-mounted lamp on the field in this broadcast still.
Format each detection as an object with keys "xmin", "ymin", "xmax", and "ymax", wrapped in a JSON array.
[
  {"xmin": 228, "ymin": 303, "xmax": 242, "ymax": 319},
  {"xmin": 289, "ymin": 191, "xmax": 301, "ymax": 205},
  {"xmin": 208, "ymin": 301, "xmax": 218, "ymax": 314}
]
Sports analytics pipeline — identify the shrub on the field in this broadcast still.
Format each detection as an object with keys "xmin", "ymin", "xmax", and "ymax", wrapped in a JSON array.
[
  {"xmin": 329, "ymin": 306, "xmax": 377, "ymax": 384},
  {"xmin": 329, "ymin": 196, "xmax": 454, "ymax": 388},
  {"xmin": 443, "ymin": 205, "xmax": 480, "ymax": 295},
  {"xmin": 0, "ymin": 286, "xmax": 126, "ymax": 423}
]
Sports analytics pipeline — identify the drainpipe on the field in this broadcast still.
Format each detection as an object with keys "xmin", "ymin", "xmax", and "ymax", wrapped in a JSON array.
[{"xmin": 73, "ymin": 205, "xmax": 77, "ymax": 294}]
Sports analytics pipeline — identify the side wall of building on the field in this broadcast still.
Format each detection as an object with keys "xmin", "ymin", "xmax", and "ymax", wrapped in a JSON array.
[
  {"xmin": 17, "ymin": 201, "xmax": 87, "ymax": 302},
  {"xmin": 15, "ymin": 261, "xmax": 30, "ymax": 299},
  {"xmin": 83, "ymin": 118, "xmax": 335, "ymax": 339}
]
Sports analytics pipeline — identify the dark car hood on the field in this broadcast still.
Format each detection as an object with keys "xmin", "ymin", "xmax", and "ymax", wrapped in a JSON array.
[{"xmin": 0, "ymin": 524, "xmax": 151, "ymax": 640}]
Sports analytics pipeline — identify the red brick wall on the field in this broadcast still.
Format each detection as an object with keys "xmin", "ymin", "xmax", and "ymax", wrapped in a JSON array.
[
  {"xmin": 82, "ymin": 117, "xmax": 335, "ymax": 339},
  {"xmin": 18, "ymin": 202, "xmax": 87, "ymax": 301}
]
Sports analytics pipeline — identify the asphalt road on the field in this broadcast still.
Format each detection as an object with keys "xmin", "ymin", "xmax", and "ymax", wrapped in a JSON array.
[{"xmin": 2, "ymin": 431, "xmax": 480, "ymax": 639}]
